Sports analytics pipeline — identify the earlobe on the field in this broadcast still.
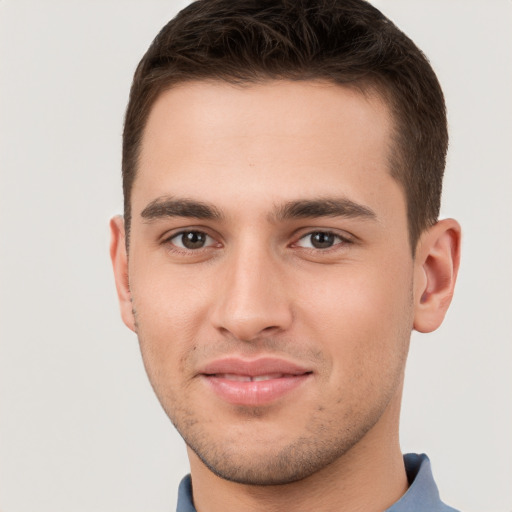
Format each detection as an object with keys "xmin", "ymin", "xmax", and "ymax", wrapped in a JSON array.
[
  {"xmin": 109, "ymin": 216, "xmax": 136, "ymax": 332},
  {"xmin": 413, "ymin": 218, "xmax": 461, "ymax": 333}
]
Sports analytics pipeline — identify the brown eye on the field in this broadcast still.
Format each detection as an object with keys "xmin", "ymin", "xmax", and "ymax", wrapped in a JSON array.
[
  {"xmin": 310, "ymin": 232, "xmax": 336, "ymax": 248},
  {"xmin": 170, "ymin": 231, "xmax": 213, "ymax": 250},
  {"xmin": 296, "ymin": 231, "xmax": 347, "ymax": 249}
]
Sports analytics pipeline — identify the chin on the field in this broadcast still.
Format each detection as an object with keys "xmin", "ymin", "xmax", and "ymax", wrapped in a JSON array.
[{"xmin": 182, "ymin": 421, "xmax": 371, "ymax": 486}]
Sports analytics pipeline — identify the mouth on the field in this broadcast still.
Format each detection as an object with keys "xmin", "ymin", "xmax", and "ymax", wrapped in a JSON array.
[
  {"xmin": 212, "ymin": 373, "xmax": 295, "ymax": 382},
  {"xmin": 199, "ymin": 358, "xmax": 313, "ymax": 406}
]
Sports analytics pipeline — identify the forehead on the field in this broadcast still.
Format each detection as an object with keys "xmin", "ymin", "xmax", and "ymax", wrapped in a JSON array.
[{"xmin": 134, "ymin": 79, "xmax": 401, "ymax": 220}]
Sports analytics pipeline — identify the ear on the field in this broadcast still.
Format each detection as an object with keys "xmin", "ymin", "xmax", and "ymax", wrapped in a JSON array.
[
  {"xmin": 109, "ymin": 216, "xmax": 136, "ymax": 332},
  {"xmin": 413, "ymin": 218, "xmax": 461, "ymax": 333}
]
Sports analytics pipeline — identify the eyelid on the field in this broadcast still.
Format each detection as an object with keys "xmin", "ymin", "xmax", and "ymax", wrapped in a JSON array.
[
  {"xmin": 161, "ymin": 227, "xmax": 222, "ymax": 251},
  {"xmin": 291, "ymin": 228, "xmax": 355, "ymax": 246},
  {"xmin": 159, "ymin": 224, "xmax": 218, "ymax": 241},
  {"xmin": 158, "ymin": 226, "xmax": 355, "ymax": 253}
]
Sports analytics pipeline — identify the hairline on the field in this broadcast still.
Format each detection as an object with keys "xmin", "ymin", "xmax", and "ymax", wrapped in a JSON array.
[{"xmin": 124, "ymin": 74, "xmax": 422, "ymax": 255}]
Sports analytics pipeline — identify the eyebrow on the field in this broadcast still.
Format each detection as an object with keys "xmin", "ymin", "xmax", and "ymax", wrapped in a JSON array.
[
  {"xmin": 140, "ymin": 196, "xmax": 376, "ymax": 223},
  {"xmin": 273, "ymin": 198, "xmax": 377, "ymax": 221},
  {"xmin": 140, "ymin": 197, "xmax": 223, "ymax": 221}
]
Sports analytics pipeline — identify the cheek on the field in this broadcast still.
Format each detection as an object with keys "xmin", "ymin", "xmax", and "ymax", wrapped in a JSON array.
[
  {"xmin": 129, "ymin": 263, "xmax": 212, "ymax": 377},
  {"xmin": 131, "ymin": 253, "xmax": 211, "ymax": 323},
  {"xmin": 298, "ymin": 260, "xmax": 414, "ymax": 378}
]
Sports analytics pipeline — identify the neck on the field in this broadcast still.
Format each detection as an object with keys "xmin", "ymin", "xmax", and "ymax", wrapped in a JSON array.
[{"xmin": 188, "ymin": 393, "xmax": 408, "ymax": 512}]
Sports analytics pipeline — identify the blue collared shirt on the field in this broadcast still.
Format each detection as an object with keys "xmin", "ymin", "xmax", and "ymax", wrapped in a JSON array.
[{"xmin": 176, "ymin": 453, "xmax": 460, "ymax": 512}]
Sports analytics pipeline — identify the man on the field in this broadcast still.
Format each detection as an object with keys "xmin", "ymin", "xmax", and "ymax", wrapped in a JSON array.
[{"xmin": 110, "ymin": 0, "xmax": 461, "ymax": 510}]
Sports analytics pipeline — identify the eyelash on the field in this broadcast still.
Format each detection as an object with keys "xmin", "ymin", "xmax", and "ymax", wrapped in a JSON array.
[
  {"xmin": 162, "ymin": 229, "xmax": 353, "ymax": 254},
  {"xmin": 163, "ymin": 230, "xmax": 219, "ymax": 254},
  {"xmin": 293, "ymin": 231, "xmax": 353, "ymax": 251}
]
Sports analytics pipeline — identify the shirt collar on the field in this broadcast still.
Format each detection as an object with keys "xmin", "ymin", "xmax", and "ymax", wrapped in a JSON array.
[
  {"xmin": 385, "ymin": 453, "xmax": 459, "ymax": 512},
  {"xmin": 176, "ymin": 453, "xmax": 459, "ymax": 512},
  {"xmin": 176, "ymin": 473, "xmax": 195, "ymax": 512}
]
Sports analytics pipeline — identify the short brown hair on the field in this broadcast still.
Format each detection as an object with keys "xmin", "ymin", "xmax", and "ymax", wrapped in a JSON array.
[{"xmin": 122, "ymin": 0, "xmax": 448, "ymax": 249}]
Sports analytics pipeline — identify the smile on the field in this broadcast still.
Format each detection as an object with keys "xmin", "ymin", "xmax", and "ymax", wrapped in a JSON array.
[
  {"xmin": 212, "ymin": 373, "xmax": 292, "ymax": 382},
  {"xmin": 199, "ymin": 357, "xmax": 313, "ymax": 406}
]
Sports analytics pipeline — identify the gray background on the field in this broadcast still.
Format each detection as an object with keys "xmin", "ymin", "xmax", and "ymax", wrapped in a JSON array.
[{"xmin": 1, "ymin": 1, "xmax": 511, "ymax": 511}]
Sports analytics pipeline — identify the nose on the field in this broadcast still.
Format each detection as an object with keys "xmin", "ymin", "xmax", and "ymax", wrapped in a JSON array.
[{"xmin": 210, "ymin": 242, "xmax": 293, "ymax": 342}]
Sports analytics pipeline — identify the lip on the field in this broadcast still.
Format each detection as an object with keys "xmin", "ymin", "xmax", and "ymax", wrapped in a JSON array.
[{"xmin": 199, "ymin": 357, "xmax": 312, "ymax": 406}]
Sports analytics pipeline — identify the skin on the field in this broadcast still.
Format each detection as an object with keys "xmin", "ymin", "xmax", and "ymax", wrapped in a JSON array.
[{"xmin": 111, "ymin": 80, "xmax": 460, "ymax": 512}]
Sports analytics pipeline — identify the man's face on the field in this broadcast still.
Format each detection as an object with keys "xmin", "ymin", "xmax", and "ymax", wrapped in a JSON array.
[{"xmin": 120, "ymin": 80, "xmax": 418, "ymax": 484}]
